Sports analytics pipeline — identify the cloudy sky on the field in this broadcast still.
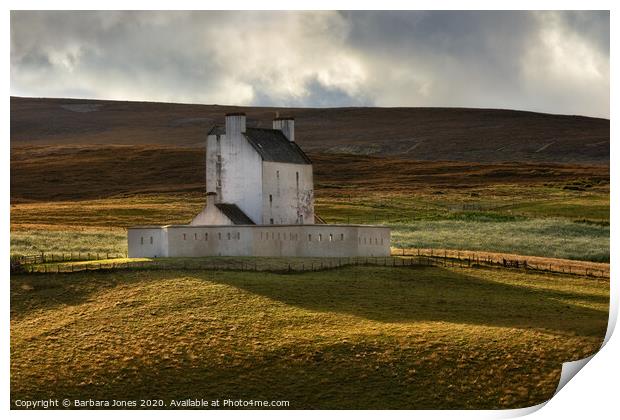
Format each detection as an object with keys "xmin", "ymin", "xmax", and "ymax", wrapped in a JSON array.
[{"xmin": 10, "ymin": 10, "xmax": 610, "ymax": 118}]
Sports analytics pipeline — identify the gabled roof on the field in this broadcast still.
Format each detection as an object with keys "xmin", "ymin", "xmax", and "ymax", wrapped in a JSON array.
[
  {"xmin": 207, "ymin": 125, "xmax": 311, "ymax": 165},
  {"xmin": 244, "ymin": 128, "xmax": 311, "ymax": 165},
  {"xmin": 215, "ymin": 203, "xmax": 255, "ymax": 225}
]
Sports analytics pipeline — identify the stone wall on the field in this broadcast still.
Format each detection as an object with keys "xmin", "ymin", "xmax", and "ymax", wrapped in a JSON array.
[
  {"xmin": 128, "ymin": 224, "xmax": 390, "ymax": 258},
  {"xmin": 261, "ymin": 161, "xmax": 314, "ymax": 225}
]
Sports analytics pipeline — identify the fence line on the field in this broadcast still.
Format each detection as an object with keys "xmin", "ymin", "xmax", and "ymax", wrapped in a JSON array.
[
  {"xmin": 10, "ymin": 252, "xmax": 126, "ymax": 266},
  {"xmin": 17, "ymin": 256, "xmax": 435, "ymax": 275},
  {"xmin": 395, "ymin": 248, "xmax": 609, "ymax": 279},
  {"xmin": 11, "ymin": 253, "xmax": 608, "ymax": 280}
]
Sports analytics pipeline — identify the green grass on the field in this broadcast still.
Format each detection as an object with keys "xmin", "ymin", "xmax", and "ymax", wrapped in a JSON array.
[
  {"xmin": 11, "ymin": 266, "xmax": 608, "ymax": 409},
  {"xmin": 10, "ymin": 182, "xmax": 610, "ymax": 262},
  {"xmin": 10, "ymin": 229, "xmax": 126, "ymax": 256},
  {"xmin": 391, "ymin": 219, "xmax": 610, "ymax": 262}
]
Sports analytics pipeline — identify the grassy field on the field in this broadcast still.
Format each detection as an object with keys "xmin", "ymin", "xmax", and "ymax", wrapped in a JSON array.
[
  {"xmin": 10, "ymin": 181, "xmax": 610, "ymax": 262},
  {"xmin": 391, "ymin": 219, "xmax": 609, "ymax": 262},
  {"xmin": 11, "ymin": 265, "xmax": 608, "ymax": 409},
  {"xmin": 9, "ymin": 100, "xmax": 610, "ymax": 410},
  {"xmin": 10, "ymin": 142, "xmax": 609, "ymax": 261}
]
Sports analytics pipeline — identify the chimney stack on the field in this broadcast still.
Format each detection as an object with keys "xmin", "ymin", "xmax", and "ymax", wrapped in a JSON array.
[
  {"xmin": 273, "ymin": 117, "xmax": 295, "ymax": 142},
  {"xmin": 225, "ymin": 113, "xmax": 246, "ymax": 138}
]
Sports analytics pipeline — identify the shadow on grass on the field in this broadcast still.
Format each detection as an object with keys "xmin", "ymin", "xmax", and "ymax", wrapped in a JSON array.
[
  {"xmin": 11, "ymin": 266, "xmax": 608, "ymax": 409},
  {"xmin": 11, "ymin": 266, "xmax": 608, "ymax": 338},
  {"xmin": 11, "ymin": 335, "xmax": 561, "ymax": 410},
  {"xmin": 206, "ymin": 266, "xmax": 608, "ymax": 338}
]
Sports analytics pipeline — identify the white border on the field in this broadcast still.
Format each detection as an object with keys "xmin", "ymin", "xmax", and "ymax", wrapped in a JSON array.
[{"xmin": 3, "ymin": 2, "xmax": 616, "ymax": 419}]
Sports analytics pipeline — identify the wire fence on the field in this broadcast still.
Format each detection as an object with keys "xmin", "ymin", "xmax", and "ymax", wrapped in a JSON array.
[
  {"xmin": 11, "ymin": 252, "xmax": 127, "ymax": 265},
  {"xmin": 16, "ymin": 256, "xmax": 434, "ymax": 275},
  {"xmin": 394, "ymin": 248, "xmax": 609, "ymax": 279},
  {"xmin": 10, "ymin": 251, "xmax": 608, "ymax": 280}
]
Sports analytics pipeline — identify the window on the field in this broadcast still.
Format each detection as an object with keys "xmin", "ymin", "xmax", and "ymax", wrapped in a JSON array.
[
  {"xmin": 381, "ymin": 238, "xmax": 384, "ymax": 245},
  {"xmin": 269, "ymin": 194, "xmax": 273, "ymax": 204},
  {"xmin": 276, "ymin": 170, "xmax": 280, "ymax": 178},
  {"xmin": 183, "ymin": 233, "xmax": 186, "ymax": 240},
  {"xmin": 227, "ymin": 232, "xmax": 231, "ymax": 240},
  {"xmin": 290, "ymin": 232, "xmax": 293, "ymax": 240},
  {"xmin": 218, "ymin": 232, "xmax": 222, "ymax": 240},
  {"xmin": 308, "ymin": 234, "xmax": 312, "ymax": 242},
  {"xmin": 140, "ymin": 237, "xmax": 144, "ymax": 245},
  {"xmin": 270, "ymin": 218, "xmax": 274, "ymax": 224},
  {"xmin": 237, "ymin": 232, "xmax": 241, "ymax": 240},
  {"xmin": 375, "ymin": 238, "xmax": 378, "ymax": 245},
  {"xmin": 329, "ymin": 234, "xmax": 333, "ymax": 242},
  {"xmin": 340, "ymin": 233, "xmax": 344, "ymax": 241},
  {"xmin": 205, "ymin": 233, "xmax": 208, "ymax": 240},
  {"xmin": 194, "ymin": 233, "xmax": 197, "ymax": 240},
  {"xmin": 364, "ymin": 237, "xmax": 367, "ymax": 244},
  {"xmin": 296, "ymin": 172, "xmax": 299, "ymax": 187},
  {"xmin": 278, "ymin": 232, "xmax": 281, "ymax": 240},
  {"xmin": 260, "ymin": 232, "xmax": 263, "ymax": 240},
  {"xmin": 150, "ymin": 236, "xmax": 153, "ymax": 244},
  {"xmin": 319, "ymin": 234, "xmax": 322, "ymax": 242}
]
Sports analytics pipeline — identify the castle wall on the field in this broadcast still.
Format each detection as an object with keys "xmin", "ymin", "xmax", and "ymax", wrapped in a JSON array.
[
  {"xmin": 190, "ymin": 194, "xmax": 234, "ymax": 226},
  {"xmin": 127, "ymin": 227, "xmax": 169, "ymax": 258},
  {"xmin": 206, "ymin": 130, "xmax": 263, "ymax": 224},
  {"xmin": 261, "ymin": 161, "xmax": 314, "ymax": 225},
  {"xmin": 128, "ymin": 225, "xmax": 390, "ymax": 258}
]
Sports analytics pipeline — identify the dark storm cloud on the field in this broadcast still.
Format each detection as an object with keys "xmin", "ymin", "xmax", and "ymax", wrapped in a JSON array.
[{"xmin": 10, "ymin": 10, "xmax": 609, "ymax": 117}]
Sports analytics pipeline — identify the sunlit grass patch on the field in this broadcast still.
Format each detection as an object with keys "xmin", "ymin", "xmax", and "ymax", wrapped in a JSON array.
[
  {"xmin": 391, "ymin": 219, "xmax": 609, "ymax": 262},
  {"xmin": 10, "ymin": 229, "xmax": 127, "ymax": 256},
  {"xmin": 10, "ymin": 266, "xmax": 608, "ymax": 409}
]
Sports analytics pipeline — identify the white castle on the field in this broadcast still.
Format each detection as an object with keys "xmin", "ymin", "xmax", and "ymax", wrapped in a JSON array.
[{"xmin": 128, "ymin": 113, "xmax": 390, "ymax": 258}]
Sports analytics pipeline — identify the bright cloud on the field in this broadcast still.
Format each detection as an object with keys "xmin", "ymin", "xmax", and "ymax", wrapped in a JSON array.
[{"xmin": 10, "ymin": 10, "xmax": 609, "ymax": 117}]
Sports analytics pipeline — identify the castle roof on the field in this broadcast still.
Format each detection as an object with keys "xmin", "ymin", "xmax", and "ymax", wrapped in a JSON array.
[
  {"xmin": 207, "ymin": 126, "xmax": 311, "ymax": 165},
  {"xmin": 215, "ymin": 203, "xmax": 255, "ymax": 225}
]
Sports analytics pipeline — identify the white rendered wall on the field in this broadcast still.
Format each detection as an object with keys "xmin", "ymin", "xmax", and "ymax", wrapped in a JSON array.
[
  {"xmin": 262, "ymin": 161, "xmax": 314, "ymax": 225},
  {"xmin": 205, "ymin": 134, "xmax": 219, "ymax": 198},
  {"xmin": 128, "ymin": 225, "xmax": 390, "ymax": 258},
  {"xmin": 190, "ymin": 195, "xmax": 233, "ymax": 226},
  {"xmin": 128, "ymin": 227, "xmax": 169, "ymax": 258},
  {"xmin": 219, "ymin": 131, "xmax": 263, "ymax": 224},
  {"xmin": 196, "ymin": 129, "xmax": 263, "ymax": 225}
]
